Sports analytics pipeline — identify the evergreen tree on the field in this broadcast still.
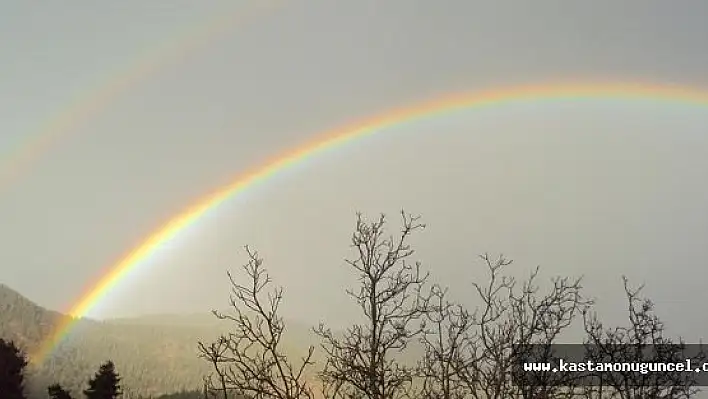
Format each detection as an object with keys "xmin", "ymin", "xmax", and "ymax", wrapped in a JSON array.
[
  {"xmin": 48, "ymin": 383, "xmax": 74, "ymax": 399},
  {"xmin": 0, "ymin": 338, "xmax": 28, "ymax": 399},
  {"xmin": 83, "ymin": 360, "xmax": 121, "ymax": 399}
]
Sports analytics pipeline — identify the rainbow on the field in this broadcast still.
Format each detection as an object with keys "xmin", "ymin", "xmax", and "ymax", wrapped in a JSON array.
[
  {"xmin": 31, "ymin": 81, "xmax": 708, "ymax": 364},
  {"xmin": 0, "ymin": 1, "xmax": 281, "ymax": 194}
]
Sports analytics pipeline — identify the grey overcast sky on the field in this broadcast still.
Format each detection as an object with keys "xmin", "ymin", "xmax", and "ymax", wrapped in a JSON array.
[{"xmin": 1, "ymin": 0, "xmax": 708, "ymax": 339}]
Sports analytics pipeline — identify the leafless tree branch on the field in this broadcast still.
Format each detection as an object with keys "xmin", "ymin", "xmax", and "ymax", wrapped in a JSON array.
[
  {"xmin": 199, "ymin": 246, "xmax": 316, "ymax": 399},
  {"xmin": 315, "ymin": 211, "xmax": 431, "ymax": 399}
]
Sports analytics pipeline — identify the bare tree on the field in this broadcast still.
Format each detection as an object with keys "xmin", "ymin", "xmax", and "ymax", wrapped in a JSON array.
[
  {"xmin": 582, "ymin": 276, "xmax": 704, "ymax": 399},
  {"xmin": 194, "ymin": 210, "xmax": 697, "ymax": 399},
  {"xmin": 416, "ymin": 285, "xmax": 473, "ymax": 399},
  {"xmin": 451, "ymin": 254, "xmax": 591, "ymax": 399},
  {"xmin": 315, "ymin": 211, "xmax": 431, "ymax": 399},
  {"xmin": 198, "ymin": 246, "xmax": 316, "ymax": 399}
]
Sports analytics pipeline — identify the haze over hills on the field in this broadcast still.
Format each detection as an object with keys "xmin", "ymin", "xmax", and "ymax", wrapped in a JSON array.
[
  {"xmin": 0, "ymin": 283, "xmax": 322, "ymax": 398},
  {"xmin": 0, "ymin": 283, "xmax": 69, "ymax": 352}
]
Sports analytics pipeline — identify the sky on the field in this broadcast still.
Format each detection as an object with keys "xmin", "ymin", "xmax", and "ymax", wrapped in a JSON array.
[{"xmin": 1, "ymin": 0, "xmax": 708, "ymax": 341}]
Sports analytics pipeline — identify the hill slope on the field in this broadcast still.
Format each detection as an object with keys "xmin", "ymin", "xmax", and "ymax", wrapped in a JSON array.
[
  {"xmin": 0, "ymin": 283, "xmax": 67, "ymax": 351},
  {"xmin": 0, "ymin": 284, "xmax": 319, "ymax": 398}
]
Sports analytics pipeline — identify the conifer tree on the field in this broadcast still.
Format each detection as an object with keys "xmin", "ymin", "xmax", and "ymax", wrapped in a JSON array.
[
  {"xmin": 48, "ymin": 383, "xmax": 74, "ymax": 399},
  {"xmin": 0, "ymin": 338, "xmax": 28, "ymax": 399},
  {"xmin": 83, "ymin": 360, "xmax": 122, "ymax": 399}
]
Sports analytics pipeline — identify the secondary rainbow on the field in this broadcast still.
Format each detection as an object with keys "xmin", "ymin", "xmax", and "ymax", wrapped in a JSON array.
[
  {"xmin": 31, "ymin": 81, "xmax": 708, "ymax": 363},
  {"xmin": 0, "ymin": 1, "xmax": 281, "ymax": 194}
]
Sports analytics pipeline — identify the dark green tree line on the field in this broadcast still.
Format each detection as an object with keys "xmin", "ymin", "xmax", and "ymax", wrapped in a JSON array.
[
  {"xmin": 83, "ymin": 360, "xmax": 121, "ymax": 399},
  {"xmin": 0, "ymin": 338, "xmax": 29, "ymax": 399},
  {"xmin": 48, "ymin": 383, "xmax": 73, "ymax": 399}
]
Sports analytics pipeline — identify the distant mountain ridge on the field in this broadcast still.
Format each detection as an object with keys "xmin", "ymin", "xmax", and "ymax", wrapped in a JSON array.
[
  {"xmin": 0, "ymin": 284, "xmax": 318, "ymax": 398},
  {"xmin": 0, "ymin": 283, "xmax": 69, "ymax": 352},
  {"xmin": 106, "ymin": 312, "xmax": 236, "ymax": 329}
]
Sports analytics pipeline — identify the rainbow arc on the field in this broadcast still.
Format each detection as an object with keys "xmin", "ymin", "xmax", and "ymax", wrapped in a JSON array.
[{"xmin": 31, "ymin": 81, "xmax": 708, "ymax": 364}]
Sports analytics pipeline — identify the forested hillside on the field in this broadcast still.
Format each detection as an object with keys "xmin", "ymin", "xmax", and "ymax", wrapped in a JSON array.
[
  {"xmin": 0, "ymin": 284, "xmax": 316, "ymax": 398},
  {"xmin": 0, "ymin": 283, "xmax": 68, "ymax": 352},
  {"xmin": 2, "ymin": 214, "xmax": 693, "ymax": 399}
]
